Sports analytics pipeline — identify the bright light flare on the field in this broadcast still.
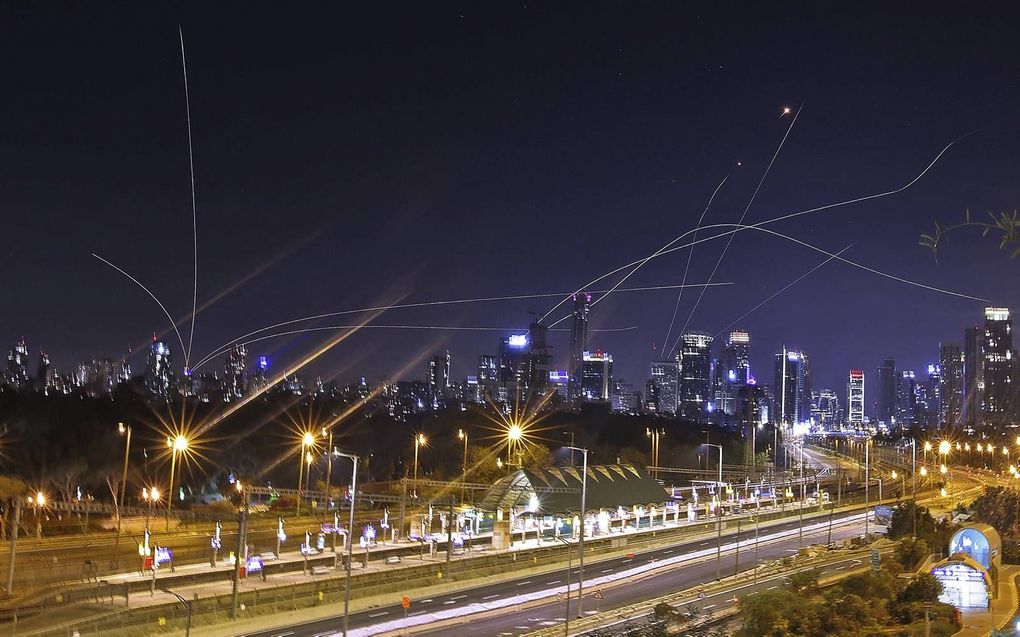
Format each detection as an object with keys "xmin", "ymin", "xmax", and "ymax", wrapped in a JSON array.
[{"xmin": 938, "ymin": 440, "xmax": 950, "ymax": 455}]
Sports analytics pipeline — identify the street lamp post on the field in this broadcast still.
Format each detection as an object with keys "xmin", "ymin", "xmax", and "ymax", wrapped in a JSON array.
[
  {"xmin": 323, "ymin": 427, "xmax": 334, "ymax": 512},
  {"xmin": 28, "ymin": 493, "xmax": 45, "ymax": 539},
  {"xmin": 911, "ymin": 438, "xmax": 917, "ymax": 539},
  {"xmin": 335, "ymin": 451, "xmax": 359, "ymax": 637},
  {"xmin": 703, "ymin": 443, "xmax": 724, "ymax": 580},
  {"xmin": 115, "ymin": 422, "xmax": 132, "ymax": 568},
  {"xmin": 413, "ymin": 433, "xmax": 425, "ymax": 498},
  {"xmin": 297, "ymin": 432, "xmax": 315, "ymax": 515},
  {"xmin": 166, "ymin": 434, "xmax": 188, "ymax": 531},
  {"xmin": 864, "ymin": 436, "xmax": 870, "ymax": 538},
  {"xmin": 564, "ymin": 445, "xmax": 588, "ymax": 618},
  {"xmin": 458, "ymin": 429, "xmax": 468, "ymax": 502}
]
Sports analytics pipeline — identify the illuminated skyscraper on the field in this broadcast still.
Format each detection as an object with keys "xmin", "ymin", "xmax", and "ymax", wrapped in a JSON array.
[
  {"xmin": 939, "ymin": 343, "xmax": 963, "ymax": 428},
  {"xmin": 816, "ymin": 388, "xmax": 843, "ymax": 428},
  {"xmin": 982, "ymin": 307, "xmax": 1014, "ymax": 425},
  {"xmin": 145, "ymin": 340, "xmax": 174, "ymax": 402},
  {"xmin": 847, "ymin": 371, "xmax": 864, "ymax": 426},
  {"xmin": 896, "ymin": 370, "xmax": 917, "ymax": 428},
  {"xmin": 426, "ymin": 349, "xmax": 452, "ymax": 408},
  {"xmin": 223, "ymin": 343, "xmax": 248, "ymax": 402},
  {"xmin": 580, "ymin": 350, "xmax": 613, "ymax": 401},
  {"xmin": 649, "ymin": 360, "xmax": 679, "ymax": 415},
  {"xmin": 963, "ymin": 326, "xmax": 983, "ymax": 427},
  {"xmin": 716, "ymin": 330, "xmax": 750, "ymax": 416},
  {"xmin": 477, "ymin": 354, "xmax": 498, "ymax": 402},
  {"xmin": 251, "ymin": 354, "xmax": 271, "ymax": 392},
  {"xmin": 773, "ymin": 348, "xmax": 809, "ymax": 425},
  {"xmin": 36, "ymin": 351, "xmax": 51, "ymax": 390},
  {"xmin": 677, "ymin": 332, "xmax": 713, "ymax": 421},
  {"xmin": 876, "ymin": 357, "xmax": 897, "ymax": 426},
  {"xmin": 568, "ymin": 292, "xmax": 591, "ymax": 403},
  {"xmin": 6, "ymin": 337, "xmax": 29, "ymax": 389}
]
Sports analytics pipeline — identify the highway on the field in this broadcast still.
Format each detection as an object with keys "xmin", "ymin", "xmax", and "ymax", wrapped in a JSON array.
[{"xmin": 239, "ymin": 510, "xmax": 873, "ymax": 637}]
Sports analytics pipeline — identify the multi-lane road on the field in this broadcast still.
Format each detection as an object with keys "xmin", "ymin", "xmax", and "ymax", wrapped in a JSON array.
[{"xmin": 239, "ymin": 511, "xmax": 873, "ymax": 637}]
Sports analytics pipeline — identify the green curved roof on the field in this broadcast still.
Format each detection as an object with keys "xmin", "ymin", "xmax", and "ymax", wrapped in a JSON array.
[{"xmin": 479, "ymin": 463, "xmax": 670, "ymax": 514}]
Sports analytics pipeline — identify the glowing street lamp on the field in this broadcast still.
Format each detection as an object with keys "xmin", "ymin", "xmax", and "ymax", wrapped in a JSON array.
[
  {"xmin": 412, "ymin": 433, "xmax": 426, "ymax": 497},
  {"xmin": 297, "ymin": 431, "xmax": 316, "ymax": 514},
  {"xmin": 166, "ymin": 434, "xmax": 189, "ymax": 524}
]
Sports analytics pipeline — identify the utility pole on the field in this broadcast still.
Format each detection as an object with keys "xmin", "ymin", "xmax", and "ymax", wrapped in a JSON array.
[
  {"xmin": 865, "ymin": 437, "xmax": 871, "ymax": 538},
  {"xmin": 5, "ymin": 501, "xmax": 21, "ymax": 596},
  {"xmin": 445, "ymin": 497, "xmax": 454, "ymax": 578},
  {"xmin": 230, "ymin": 486, "xmax": 248, "ymax": 620}
]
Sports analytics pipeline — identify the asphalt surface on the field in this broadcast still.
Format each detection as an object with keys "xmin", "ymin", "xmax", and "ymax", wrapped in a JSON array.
[{"xmin": 240, "ymin": 511, "xmax": 872, "ymax": 637}]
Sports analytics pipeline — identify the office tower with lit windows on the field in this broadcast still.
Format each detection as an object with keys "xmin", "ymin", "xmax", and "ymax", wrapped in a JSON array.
[
  {"xmin": 145, "ymin": 340, "xmax": 174, "ymax": 402},
  {"xmin": 6, "ymin": 338, "xmax": 29, "ymax": 389},
  {"xmin": 649, "ymin": 360, "xmax": 679, "ymax": 415},
  {"xmin": 677, "ymin": 332, "xmax": 713, "ymax": 421},
  {"xmin": 773, "ymin": 348, "xmax": 809, "ymax": 425},
  {"xmin": 477, "ymin": 354, "xmax": 498, "ymax": 402},
  {"xmin": 814, "ymin": 388, "xmax": 842, "ymax": 428},
  {"xmin": 524, "ymin": 322, "xmax": 552, "ymax": 397},
  {"xmin": 876, "ymin": 357, "xmax": 896, "ymax": 426},
  {"xmin": 963, "ymin": 326, "xmax": 984, "ymax": 427},
  {"xmin": 36, "ymin": 351, "xmax": 51, "ymax": 390},
  {"xmin": 939, "ymin": 343, "xmax": 964, "ymax": 428},
  {"xmin": 250, "ymin": 355, "xmax": 271, "ymax": 392},
  {"xmin": 982, "ymin": 307, "xmax": 1014, "ymax": 425},
  {"xmin": 847, "ymin": 370, "xmax": 865, "ymax": 426},
  {"xmin": 896, "ymin": 370, "xmax": 917, "ymax": 429},
  {"xmin": 715, "ymin": 330, "xmax": 751, "ymax": 417},
  {"xmin": 568, "ymin": 292, "xmax": 591, "ymax": 403},
  {"xmin": 916, "ymin": 364, "xmax": 942, "ymax": 427},
  {"xmin": 426, "ymin": 349, "xmax": 452, "ymax": 408},
  {"xmin": 580, "ymin": 350, "xmax": 613, "ymax": 401},
  {"xmin": 223, "ymin": 343, "xmax": 248, "ymax": 402}
]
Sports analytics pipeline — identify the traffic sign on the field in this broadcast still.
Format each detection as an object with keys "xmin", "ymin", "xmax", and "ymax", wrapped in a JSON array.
[
  {"xmin": 401, "ymin": 595, "xmax": 411, "ymax": 609},
  {"xmin": 871, "ymin": 547, "xmax": 880, "ymax": 573}
]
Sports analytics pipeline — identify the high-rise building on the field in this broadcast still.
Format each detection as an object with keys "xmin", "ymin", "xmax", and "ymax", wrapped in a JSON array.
[
  {"xmin": 523, "ymin": 323, "xmax": 552, "ymax": 398},
  {"xmin": 917, "ymin": 364, "xmax": 942, "ymax": 428},
  {"xmin": 982, "ymin": 307, "xmax": 1014, "ymax": 426},
  {"xmin": 223, "ymin": 343, "xmax": 248, "ymax": 402},
  {"xmin": 145, "ymin": 340, "xmax": 174, "ymax": 402},
  {"xmin": 963, "ymin": 326, "xmax": 984, "ymax": 428},
  {"xmin": 250, "ymin": 355, "xmax": 271, "ymax": 392},
  {"xmin": 611, "ymin": 378, "xmax": 641, "ymax": 414},
  {"xmin": 773, "ymin": 348, "xmax": 810, "ymax": 425},
  {"xmin": 896, "ymin": 370, "xmax": 917, "ymax": 429},
  {"xmin": 939, "ymin": 343, "xmax": 964, "ymax": 429},
  {"xmin": 36, "ymin": 351, "xmax": 51, "ymax": 390},
  {"xmin": 580, "ymin": 350, "xmax": 613, "ymax": 401},
  {"xmin": 847, "ymin": 370, "xmax": 865, "ymax": 426},
  {"xmin": 677, "ymin": 332, "xmax": 713, "ymax": 421},
  {"xmin": 477, "ymin": 354, "xmax": 498, "ymax": 402},
  {"xmin": 426, "ymin": 350, "xmax": 452, "ymax": 408},
  {"xmin": 876, "ymin": 357, "xmax": 897, "ymax": 426},
  {"xmin": 715, "ymin": 331, "xmax": 751, "ymax": 417},
  {"xmin": 814, "ymin": 388, "xmax": 843, "ymax": 428},
  {"xmin": 649, "ymin": 360, "xmax": 679, "ymax": 415},
  {"xmin": 6, "ymin": 338, "xmax": 29, "ymax": 389},
  {"xmin": 568, "ymin": 292, "xmax": 591, "ymax": 403}
]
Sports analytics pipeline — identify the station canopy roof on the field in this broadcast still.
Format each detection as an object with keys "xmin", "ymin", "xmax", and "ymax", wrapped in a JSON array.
[{"xmin": 479, "ymin": 463, "xmax": 670, "ymax": 514}]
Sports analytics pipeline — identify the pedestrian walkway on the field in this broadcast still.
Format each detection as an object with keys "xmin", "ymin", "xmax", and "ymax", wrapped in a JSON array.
[{"xmin": 954, "ymin": 565, "xmax": 1020, "ymax": 637}]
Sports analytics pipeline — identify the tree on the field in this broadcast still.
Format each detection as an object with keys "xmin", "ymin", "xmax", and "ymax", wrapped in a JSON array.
[
  {"xmin": 787, "ymin": 568, "xmax": 820, "ymax": 593},
  {"xmin": 0, "ymin": 476, "xmax": 28, "ymax": 540},
  {"xmin": 898, "ymin": 573, "xmax": 943, "ymax": 604},
  {"xmin": 920, "ymin": 209, "xmax": 1020, "ymax": 260},
  {"xmin": 894, "ymin": 537, "xmax": 929, "ymax": 569}
]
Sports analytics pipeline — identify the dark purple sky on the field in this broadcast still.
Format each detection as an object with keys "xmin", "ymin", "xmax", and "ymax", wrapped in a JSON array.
[{"xmin": 2, "ymin": 3, "xmax": 1018, "ymax": 404}]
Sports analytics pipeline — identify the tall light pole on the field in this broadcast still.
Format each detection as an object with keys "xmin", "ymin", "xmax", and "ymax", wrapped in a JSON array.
[
  {"xmin": 458, "ymin": 429, "xmax": 468, "ymax": 502},
  {"xmin": 117, "ymin": 423, "xmax": 132, "ymax": 527},
  {"xmin": 507, "ymin": 424, "xmax": 523, "ymax": 467},
  {"xmin": 912, "ymin": 438, "xmax": 917, "ymax": 539},
  {"xmin": 564, "ymin": 445, "xmax": 588, "ymax": 618},
  {"xmin": 323, "ymin": 427, "xmax": 334, "ymax": 511},
  {"xmin": 864, "ymin": 436, "xmax": 871, "ymax": 538},
  {"xmin": 703, "ymin": 443, "xmax": 724, "ymax": 580},
  {"xmin": 166, "ymin": 434, "xmax": 188, "ymax": 530},
  {"xmin": 413, "ymin": 433, "xmax": 425, "ymax": 498},
  {"xmin": 336, "ymin": 451, "xmax": 359, "ymax": 637},
  {"xmin": 297, "ymin": 431, "xmax": 315, "ymax": 515},
  {"xmin": 646, "ymin": 428, "xmax": 663, "ymax": 479}
]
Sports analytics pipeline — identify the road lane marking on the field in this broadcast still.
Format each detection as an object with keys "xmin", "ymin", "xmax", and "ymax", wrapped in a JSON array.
[
  {"xmin": 443, "ymin": 601, "xmax": 456, "ymax": 605},
  {"xmin": 408, "ymin": 610, "xmax": 426, "ymax": 616},
  {"xmin": 601, "ymin": 569, "xmax": 613, "ymax": 573},
  {"xmin": 516, "ymin": 580, "xmax": 532, "ymax": 585},
  {"xmin": 483, "ymin": 594, "xmax": 500, "ymax": 600},
  {"xmin": 368, "ymin": 611, "xmax": 389, "ymax": 618},
  {"xmin": 420, "ymin": 599, "xmax": 433, "ymax": 603},
  {"xmin": 450, "ymin": 594, "xmax": 467, "ymax": 600},
  {"xmin": 704, "ymin": 604, "xmax": 716, "ymax": 609},
  {"xmin": 767, "ymin": 585, "xmax": 778, "ymax": 590},
  {"xmin": 546, "ymin": 580, "xmax": 561, "ymax": 585}
]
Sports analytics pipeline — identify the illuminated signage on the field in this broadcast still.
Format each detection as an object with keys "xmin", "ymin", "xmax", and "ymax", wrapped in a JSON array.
[
  {"xmin": 548, "ymin": 370, "xmax": 569, "ymax": 382},
  {"xmin": 246, "ymin": 555, "xmax": 263, "ymax": 573},
  {"xmin": 258, "ymin": 355, "xmax": 270, "ymax": 370},
  {"xmin": 154, "ymin": 546, "xmax": 173, "ymax": 566},
  {"xmin": 507, "ymin": 334, "xmax": 527, "ymax": 348}
]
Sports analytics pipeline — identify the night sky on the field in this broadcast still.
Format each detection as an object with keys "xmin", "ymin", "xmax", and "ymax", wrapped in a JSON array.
[{"xmin": 3, "ymin": 3, "xmax": 1019, "ymax": 404}]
